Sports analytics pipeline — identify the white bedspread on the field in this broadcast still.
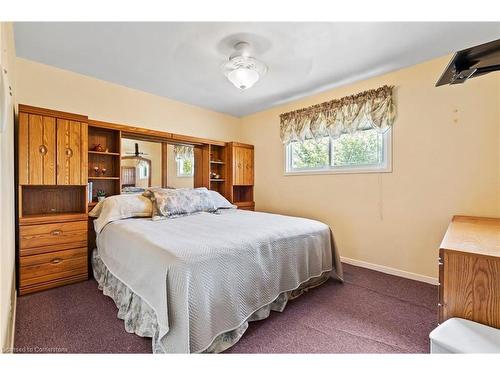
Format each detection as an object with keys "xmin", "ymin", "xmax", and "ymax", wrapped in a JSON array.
[{"xmin": 96, "ymin": 209, "xmax": 343, "ymax": 353}]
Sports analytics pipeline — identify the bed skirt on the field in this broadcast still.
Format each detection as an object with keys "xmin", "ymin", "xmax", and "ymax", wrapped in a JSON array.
[{"xmin": 92, "ymin": 249, "xmax": 331, "ymax": 353}]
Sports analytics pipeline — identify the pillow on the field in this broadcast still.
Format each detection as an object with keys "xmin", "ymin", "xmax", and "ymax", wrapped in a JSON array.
[
  {"xmin": 144, "ymin": 187, "xmax": 217, "ymax": 220},
  {"xmin": 121, "ymin": 186, "xmax": 146, "ymax": 194},
  {"xmin": 208, "ymin": 190, "xmax": 237, "ymax": 209},
  {"xmin": 90, "ymin": 194, "xmax": 153, "ymax": 234}
]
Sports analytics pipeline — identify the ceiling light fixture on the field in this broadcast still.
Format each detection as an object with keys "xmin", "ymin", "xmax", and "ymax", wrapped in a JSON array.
[{"xmin": 221, "ymin": 42, "xmax": 267, "ymax": 90}]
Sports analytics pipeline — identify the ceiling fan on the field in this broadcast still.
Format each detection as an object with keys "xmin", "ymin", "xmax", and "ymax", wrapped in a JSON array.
[{"xmin": 125, "ymin": 143, "xmax": 148, "ymax": 157}]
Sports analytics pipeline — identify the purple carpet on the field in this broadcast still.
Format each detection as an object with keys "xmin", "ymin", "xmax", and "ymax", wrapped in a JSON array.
[{"xmin": 14, "ymin": 264, "xmax": 437, "ymax": 353}]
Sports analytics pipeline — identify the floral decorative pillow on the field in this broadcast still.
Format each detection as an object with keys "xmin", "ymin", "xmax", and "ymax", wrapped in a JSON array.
[{"xmin": 144, "ymin": 187, "xmax": 217, "ymax": 220}]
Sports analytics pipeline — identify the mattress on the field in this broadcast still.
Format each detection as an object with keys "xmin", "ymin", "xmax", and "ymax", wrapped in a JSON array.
[{"xmin": 96, "ymin": 209, "xmax": 343, "ymax": 353}]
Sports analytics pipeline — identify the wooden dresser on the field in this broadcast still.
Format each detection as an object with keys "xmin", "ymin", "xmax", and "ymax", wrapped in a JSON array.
[
  {"xmin": 17, "ymin": 105, "xmax": 89, "ymax": 295},
  {"xmin": 438, "ymin": 216, "xmax": 500, "ymax": 328}
]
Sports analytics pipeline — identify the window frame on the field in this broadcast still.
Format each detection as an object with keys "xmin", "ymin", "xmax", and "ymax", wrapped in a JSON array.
[
  {"xmin": 284, "ymin": 128, "xmax": 392, "ymax": 176},
  {"xmin": 176, "ymin": 157, "xmax": 194, "ymax": 178}
]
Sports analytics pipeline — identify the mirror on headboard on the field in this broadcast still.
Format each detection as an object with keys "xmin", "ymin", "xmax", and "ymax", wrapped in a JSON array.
[{"xmin": 121, "ymin": 138, "xmax": 194, "ymax": 192}]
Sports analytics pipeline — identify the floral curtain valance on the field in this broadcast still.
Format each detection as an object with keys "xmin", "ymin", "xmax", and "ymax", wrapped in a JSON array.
[
  {"xmin": 173, "ymin": 145, "xmax": 194, "ymax": 160},
  {"xmin": 279, "ymin": 85, "xmax": 396, "ymax": 144}
]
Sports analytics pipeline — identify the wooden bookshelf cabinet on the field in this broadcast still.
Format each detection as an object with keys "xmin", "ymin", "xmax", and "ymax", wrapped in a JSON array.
[
  {"xmin": 87, "ymin": 125, "xmax": 122, "ymax": 204},
  {"xmin": 17, "ymin": 105, "xmax": 89, "ymax": 295}
]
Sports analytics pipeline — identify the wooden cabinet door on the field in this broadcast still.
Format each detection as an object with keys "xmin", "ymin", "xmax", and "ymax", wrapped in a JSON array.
[
  {"xmin": 18, "ymin": 113, "xmax": 56, "ymax": 185},
  {"xmin": 243, "ymin": 148, "xmax": 254, "ymax": 185},
  {"xmin": 232, "ymin": 146, "xmax": 243, "ymax": 185},
  {"xmin": 232, "ymin": 146, "xmax": 254, "ymax": 186},
  {"xmin": 57, "ymin": 119, "xmax": 87, "ymax": 185}
]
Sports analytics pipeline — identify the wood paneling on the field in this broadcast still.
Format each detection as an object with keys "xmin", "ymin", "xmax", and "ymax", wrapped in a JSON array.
[
  {"xmin": 81, "ymin": 122, "xmax": 88, "ymax": 185},
  {"xmin": 57, "ymin": 119, "xmax": 84, "ymax": 185},
  {"xmin": 226, "ymin": 142, "xmax": 255, "ymax": 209},
  {"xmin": 18, "ymin": 112, "xmax": 29, "ymax": 184},
  {"xmin": 21, "ymin": 185, "xmax": 86, "ymax": 216},
  {"xmin": 20, "ymin": 247, "xmax": 87, "ymax": 285},
  {"xmin": 22, "ymin": 114, "xmax": 57, "ymax": 185},
  {"xmin": 194, "ymin": 144, "xmax": 210, "ymax": 189},
  {"xmin": 439, "ymin": 216, "xmax": 500, "ymax": 329},
  {"xmin": 20, "ymin": 220, "xmax": 87, "ymax": 249},
  {"xmin": 88, "ymin": 126, "xmax": 121, "ymax": 202},
  {"xmin": 19, "ymin": 104, "xmax": 87, "ymax": 122},
  {"xmin": 88, "ymin": 118, "xmax": 226, "ymax": 146},
  {"xmin": 231, "ymin": 144, "xmax": 254, "ymax": 186},
  {"xmin": 16, "ymin": 106, "xmax": 92, "ymax": 294},
  {"xmin": 161, "ymin": 142, "xmax": 168, "ymax": 187},
  {"xmin": 19, "ymin": 106, "xmax": 88, "ymax": 187},
  {"xmin": 19, "ymin": 274, "xmax": 88, "ymax": 295},
  {"xmin": 20, "ymin": 240, "xmax": 88, "ymax": 257}
]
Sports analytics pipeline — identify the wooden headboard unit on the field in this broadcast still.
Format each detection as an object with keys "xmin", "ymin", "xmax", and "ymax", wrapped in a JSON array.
[{"xmin": 16, "ymin": 104, "xmax": 255, "ymax": 293}]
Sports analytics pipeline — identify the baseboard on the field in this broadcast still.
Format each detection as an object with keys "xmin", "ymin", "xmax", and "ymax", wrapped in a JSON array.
[
  {"xmin": 8, "ymin": 290, "xmax": 17, "ymax": 352},
  {"xmin": 341, "ymin": 256, "xmax": 439, "ymax": 285},
  {"xmin": 2, "ymin": 284, "xmax": 16, "ymax": 353}
]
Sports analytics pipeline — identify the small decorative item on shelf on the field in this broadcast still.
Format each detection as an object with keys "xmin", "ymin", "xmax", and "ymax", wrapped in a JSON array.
[
  {"xmin": 101, "ymin": 168, "xmax": 107, "ymax": 175},
  {"xmin": 105, "ymin": 147, "xmax": 109, "ymax": 153},
  {"xmin": 93, "ymin": 166, "xmax": 100, "ymax": 176},
  {"xmin": 215, "ymin": 174, "xmax": 220, "ymax": 179},
  {"xmin": 96, "ymin": 190, "xmax": 106, "ymax": 202},
  {"xmin": 93, "ymin": 144, "xmax": 104, "ymax": 152}
]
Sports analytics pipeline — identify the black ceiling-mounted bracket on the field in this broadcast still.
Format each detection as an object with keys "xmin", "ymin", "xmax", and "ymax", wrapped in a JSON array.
[{"xmin": 436, "ymin": 38, "xmax": 500, "ymax": 87}]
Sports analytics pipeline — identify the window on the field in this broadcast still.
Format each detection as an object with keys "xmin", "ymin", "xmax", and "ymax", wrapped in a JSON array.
[
  {"xmin": 285, "ymin": 128, "xmax": 391, "ymax": 174},
  {"xmin": 138, "ymin": 163, "xmax": 149, "ymax": 179},
  {"xmin": 176, "ymin": 157, "xmax": 194, "ymax": 177}
]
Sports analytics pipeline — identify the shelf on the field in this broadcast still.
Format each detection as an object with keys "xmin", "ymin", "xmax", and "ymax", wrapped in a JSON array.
[
  {"xmin": 210, "ymin": 160, "xmax": 225, "ymax": 164},
  {"xmin": 233, "ymin": 201, "xmax": 254, "ymax": 208},
  {"xmin": 88, "ymin": 150, "xmax": 121, "ymax": 156},
  {"xmin": 88, "ymin": 176, "xmax": 120, "ymax": 180},
  {"xmin": 210, "ymin": 179, "xmax": 225, "ymax": 182},
  {"xmin": 20, "ymin": 212, "xmax": 88, "ymax": 226}
]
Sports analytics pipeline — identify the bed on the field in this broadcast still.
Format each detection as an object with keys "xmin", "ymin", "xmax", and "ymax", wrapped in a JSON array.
[{"xmin": 91, "ymin": 200, "xmax": 343, "ymax": 353}]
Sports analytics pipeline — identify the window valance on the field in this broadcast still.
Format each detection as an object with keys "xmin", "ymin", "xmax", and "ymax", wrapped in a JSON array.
[
  {"xmin": 279, "ymin": 85, "xmax": 396, "ymax": 144},
  {"xmin": 173, "ymin": 145, "xmax": 194, "ymax": 160}
]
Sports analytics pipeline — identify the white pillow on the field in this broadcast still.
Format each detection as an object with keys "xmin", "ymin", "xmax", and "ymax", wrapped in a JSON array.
[
  {"xmin": 208, "ymin": 190, "xmax": 237, "ymax": 209},
  {"xmin": 90, "ymin": 194, "xmax": 153, "ymax": 234}
]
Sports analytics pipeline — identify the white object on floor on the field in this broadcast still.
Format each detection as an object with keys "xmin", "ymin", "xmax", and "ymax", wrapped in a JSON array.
[{"xmin": 429, "ymin": 318, "xmax": 500, "ymax": 353}]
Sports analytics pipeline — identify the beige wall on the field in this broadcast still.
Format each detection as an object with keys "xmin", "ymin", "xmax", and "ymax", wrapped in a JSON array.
[
  {"xmin": 9, "ymin": 43, "xmax": 500, "ymax": 285},
  {"xmin": 0, "ymin": 22, "xmax": 16, "ymax": 352},
  {"xmin": 15, "ymin": 58, "xmax": 241, "ymax": 142},
  {"xmin": 166, "ymin": 144, "xmax": 194, "ymax": 189},
  {"xmin": 121, "ymin": 138, "xmax": 163, "ymax": 188},
  {"xmin": 240, "ymin": 55, "xmax": 500, "ymax": 280}
]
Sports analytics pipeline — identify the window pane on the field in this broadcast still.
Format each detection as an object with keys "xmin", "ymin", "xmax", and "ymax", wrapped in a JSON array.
[
  {"xmin": 177, "ymin": 157, "xmax": 194, "ymax": 176},
  {"xmin": 331, "ymin": 129, "xmax": 382, "ymax": 167},
  {"xmin": 182, "ymin": 158, "xmax": 193, "ymax": 175},
  {"xmin": 290, "ymin": 137, "xmax": 330, "ymax": 169}
]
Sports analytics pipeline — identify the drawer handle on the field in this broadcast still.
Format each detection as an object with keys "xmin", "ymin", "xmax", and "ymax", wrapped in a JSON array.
[
  {"xmin": 39, "ymin": 145, "xmax": 48, "ymax": 155},
  {"xmin": 51, "ymin": 229, "xmax": 62, "ymax": 236},
  {"xmin": 50, "ymin": 258, "xmax": 63, "ymax": 265},
  {"xmin": 65, "ymin": 148, "xmax": 73, "ymax": 157}
]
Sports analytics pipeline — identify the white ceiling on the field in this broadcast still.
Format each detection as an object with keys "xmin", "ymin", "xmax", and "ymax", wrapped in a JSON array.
[{"xmin": 13, "ymin": 22, "xmax": 500, "ymax": 117}]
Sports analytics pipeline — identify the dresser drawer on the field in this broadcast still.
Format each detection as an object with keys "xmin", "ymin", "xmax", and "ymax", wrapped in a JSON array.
[
  {"xmin": 20, "ymin": 220, "xmax": 87, "ymax": 249},
  {"xmin": 20, "ymin": 247, "xmax": 87, "ymax": 287}
]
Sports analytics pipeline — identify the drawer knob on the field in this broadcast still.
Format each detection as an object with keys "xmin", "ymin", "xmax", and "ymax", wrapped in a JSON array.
[
  {"xmin": 50, "ymin": 258, "xmax": 63, "ymax": 264},
  {"xmin": 51, "ymin": 229, "xmax": 62, "ymax": 236},
  {"xmin": 39, "ymin": 145, "xmax": 48, "ymax": 155},
  {"xmin": 65, "ymin": 148, "xmax": 73, "ymax": 157}
]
